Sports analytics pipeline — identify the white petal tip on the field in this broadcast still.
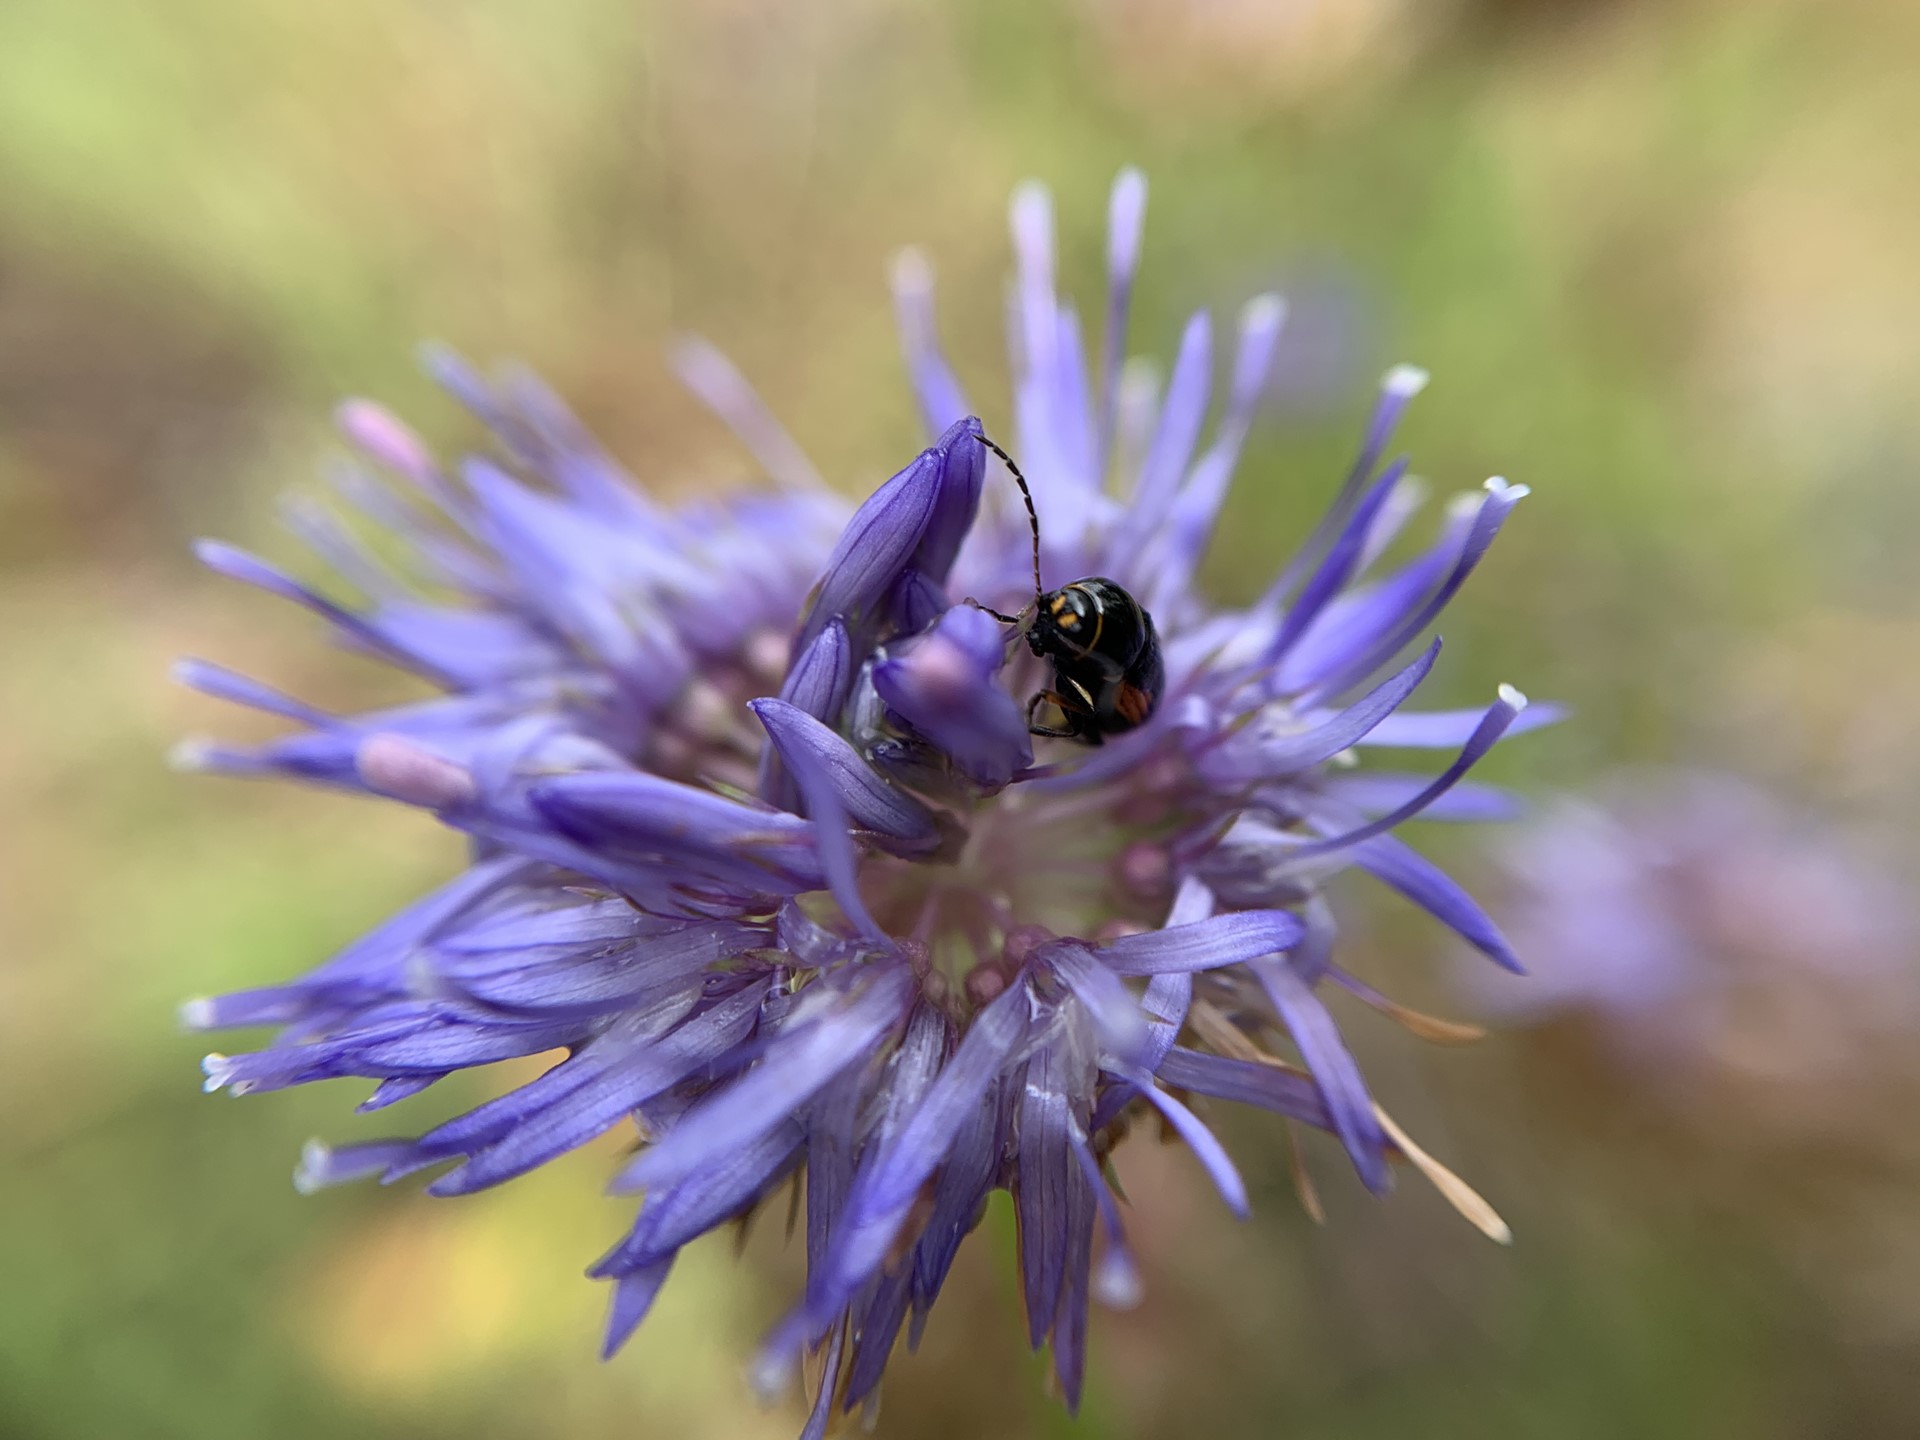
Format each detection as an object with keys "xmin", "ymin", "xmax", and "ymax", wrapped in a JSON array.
[
  {"xmin": 293, "ymin": 1139, "xmax": 332, "ymax": 1195},
  {"xmin": 1108, "ymin": 168, "xmax": 1148, "ymax": 269},
  {"xmin": 1484, "ymin": 475, "xmax": 1530, "ymax": 501},
  {"xmin": 1498, "ymin": 683, "xmax": 1529, "ymax": 710},
  {"xmin": 1384, "ymin": 363, "xmax": 1430, "ymax": 397},
  {"xmin": 167, "ymin": 739, "xmax": 214, "ymax": 773},
  {"xmin": 178, "ymin": 997, "xmax": 217, "ymax": 1030},
  {"xmin": 1093, "ymin": 1258, "xmax": 1144, "ymax": 1311},
  {"xmin": 1011, "ymin": 179, "xmax": 1051, "ymax": 220},
  {"xmin": 1243, "ymin": 292, "xmax": 1288, "ymax": 334},
  {"xmin": 889, "ymin": 246, "xmax": 933, "ymax": 295},
  {"xmin": 747, "ymin": 1348, "xmax": 796, "ymax": 1404},
  {"xmin": 666, "ymin": 333, "xmax": 729, "ymax": 385},
  {"xmin": 200, "ymin": 1053, "xmax": 234, "ymax": 1093}
]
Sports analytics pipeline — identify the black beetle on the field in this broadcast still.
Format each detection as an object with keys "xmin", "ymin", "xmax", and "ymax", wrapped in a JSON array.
[{"xmin": 976, "ymin": 436, "xmax": 1165, "ymax": 745}]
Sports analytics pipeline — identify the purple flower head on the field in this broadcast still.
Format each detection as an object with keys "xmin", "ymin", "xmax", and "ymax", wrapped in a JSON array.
[
  {"xmin": 182, "ymin": 170, "xmax": 1552, "ymax": 1424},
  {"xmin": 1462, "ymin": 768, "xmax": 1918, "ymax": 1132}
]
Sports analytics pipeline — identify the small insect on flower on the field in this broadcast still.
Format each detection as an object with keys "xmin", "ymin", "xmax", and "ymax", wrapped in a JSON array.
[{"xmin": 974, "ymin": 434, "xmax": 1165, "ymax": 744}]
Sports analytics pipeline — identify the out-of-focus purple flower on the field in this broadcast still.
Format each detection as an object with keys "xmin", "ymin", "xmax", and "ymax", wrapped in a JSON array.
[
  {"xmin": 1463, "ymin": 769, "xmax": 1917, "ymax": 1132},
  {"xmin": 181, "ymin": 169, "xmax": 1550, "ymax": 1426}
]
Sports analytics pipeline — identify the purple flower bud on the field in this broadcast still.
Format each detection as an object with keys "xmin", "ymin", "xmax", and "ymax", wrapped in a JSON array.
[{"xmin": 872, "ymin": 604, "xmax": 1031, "ymax": 790}]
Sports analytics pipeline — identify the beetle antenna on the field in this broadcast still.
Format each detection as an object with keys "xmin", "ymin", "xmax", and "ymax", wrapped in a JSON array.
[{"xmin": 980, "ymin": 432, "xmax": 1044, "ymax": 600}]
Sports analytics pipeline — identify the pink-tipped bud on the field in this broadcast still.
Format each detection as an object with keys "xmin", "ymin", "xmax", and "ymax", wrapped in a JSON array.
[{"xmin": 354, "ymin": 734, "xmax": 475, "ymax": 809}]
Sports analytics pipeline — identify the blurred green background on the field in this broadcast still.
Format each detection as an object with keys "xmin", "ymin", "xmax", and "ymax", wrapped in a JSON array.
[{"xmin": 4, "ymin": 0, "xmax": 1919, "ymax": 1435}]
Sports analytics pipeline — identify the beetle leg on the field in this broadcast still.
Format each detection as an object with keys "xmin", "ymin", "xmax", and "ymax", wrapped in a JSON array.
[
  {"xmin": 963, "ymin": 596, "xmax": 1025, "ymax": 627},
  {"xmin": 1027, "ymin": 689, "xmax": 1088, "ymax": 740}
]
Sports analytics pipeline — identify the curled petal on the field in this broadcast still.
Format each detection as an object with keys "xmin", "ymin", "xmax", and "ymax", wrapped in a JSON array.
[
  {"xmin": 794, "ymin": 418, "xmax": 983, "ymax": 653},
  {"xmin": 1095, "ymin": 909, "xmax": 1304, "ymax": 976},
  {"xmin": 872, "ymin": 605, "xmax": 1032, "ymax": 790},
  {"xmin": 750, "ymin": 698, "xmax": 944, "ymax": 853}
]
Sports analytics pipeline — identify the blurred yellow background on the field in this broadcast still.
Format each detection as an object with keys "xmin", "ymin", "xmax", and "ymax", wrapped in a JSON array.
[{"xmin": 4, "ymin": 0, "xmax": 1920, "ymax": 1436}]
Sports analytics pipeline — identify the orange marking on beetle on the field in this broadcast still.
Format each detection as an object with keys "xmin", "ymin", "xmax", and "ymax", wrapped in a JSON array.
[{"xmin": 1115, "ymin": 683, "xmax": 1151, "ymax": 725}]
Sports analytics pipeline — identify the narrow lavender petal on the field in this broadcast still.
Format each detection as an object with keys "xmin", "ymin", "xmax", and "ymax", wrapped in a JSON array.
[
  {"xmin": 1017, "ymin": 1042, "xmax": 1077, "ymax": 1350},
  {"xmin": 1263, "ymin": 363, "xmax": 1430, "ymax": 606},
  {"xmin": 907, "ymin": 1077, "xmax": 1003, "ymax": 1342},
  {"xmin": 1088, "ymin": 965, "xmax": 1193, "ymax": 1136},
  {"xmin": 1096, "ymin": 167, "xmax": 1147, "ymax": 479},
  {"xmin": 1218, "ymin": 294, "xmax": 1287, "ymax": 455},
  {"xmin": 1009, "ymin": 181, "xmax": 1060, "ymax": 418},
  {"xmin": 1199, "ymin": 637, "xmax": 1440, "ymax": 784},
  {"xmin": 529, "ymin": 771, "xmax": 819, "ymax": 881},
  {"xmin": 1277, "ymin": 686, "xmax": 1528, "ymax": 862},
  {"xmin": 1350, "ymin": 832, "xmax": 1524, "ymax": 972},
  {"xmin": 804, "ymin": 1072, "xmax": 862, "ymax": 1291},
  {"xmin": 431, "ymin": 993, "xmax": 763, "ymax": 1194},
  {"xmin": 793, "ymin": 434, "xmax": 949, "ymax": 653},
  {"xmin": 761, "ymin": 980, "xmax": 1029, "ymax": 1368},
  {"xmin": 1050, "ymin": 1156, "xmax": 1096, "ymax": 1414},
  {"xmin": 358, "ymin": 1075, "xmax": 438, "ymax": 1112},
  {"xmin": 1274, "ymin": 539, "xmax": 1458, "ymax": 697},
  {"xmin": 593, "ymin": 1119, "xmax": 803, "ymax": 1274},
  {"xmin": 193, "ymin": 540, "xmax": 446, "ymax": 682},
  {"xmin": 443, "ymin": 931, "xmax": 733, "ymax": 1016},
  {"xmin": 750, "ymin": 698, "xmax": 942, "ymax": 850},
  {"xmin": 1289, "ymin": 893, "xmax": 1339, "ymax": 986},
  {"xmin": 1155, "ymin": 1046, "xmax": 1336, "ymax": 1130},
  {"xmin": 1164, "ymin": 874, "xmax": 1218, "ymax": 928},
  {"xmin": 617, "ymin": 968, "xmax": 911, "ymax": 1193},
  {"xmin": 1323, "ymin": 773, "xmax": 1524, "ymax": 823},
  {"xmin": 778, "ymin": 619, "xmax": 852, "ymax": 724},
  {"xmin": 1141, "ymin": 971, "xmax": 1193, "ymax": 1072},
  {"xmin": 1142, "ymin": 441, "xmax": 1236, "ymax": 613},
  {"xmin": 1254, "ymin": 959, "xmax": 1389, "ymax": 1192},
  {"xmin": 1122, "ymin": 310, "xmax": 1212, "ymax": 531},
  {"xmin": 799, "ymin": 1323, "xmax": 847, "ymax": 1440},
  {"xmin": 280, "ymin": 495, "xmax": 410, "ymax": 605},
  {"xmin": 1071, "ymin": 1131, "xmax": 1141, "ymax": 1312},
  {"xmin": 785, "ymin": 741, "xmax": 891, "ymax": 945},
  {"xmin": 889, "ymin": 567, "xmax": 947, "ymax": 636},
  {"xmin": 909, "ymin": 418, "xmax": 986, "ymax": 588},
  {"xmin": 1303, "ymin": 480, "xmax": 1530, "ymax": 704},
  {"xmin": 184, "ymin": 856, "xmax": 535, "ymax": 1031},
  {"xmin": 1265, "ymin": 459, "xmax": 1410, "ymax": 663},
  {"xmin": 433, "ymin": 897, "xmax": 659, "ymax": 959},
  {"xmin": 292, "ymin": 1138, "xmax": 419, "ymax": 1193},
  {"xmin": 1108, "ymin": 1064, "xmax": 1249, "ymax": 1216},
  {"xmin": 759, "ymin": 618, "xmax": 853, "ymax": 811},
  {"xmin": 670, "ymin": 335, "xmax": 824, "ymax": 491},
  {"xmin": 841, "ymin": 1267, "xmax": 914, "ymax": 1412},
  {"xmin": 173, "ymin": 659, "xmax": 333, "ymax": 727},
  {"xmin": 1050, "ymin": 303, "xmax": 1099, "ymax": 492},
  {"xmin": 601, "ymin": 1259, "xmax": 674, "ymax": 1359},
  {"xmin": 1355, "ymin": 471, "xmax": 1429, "ymax": 574},
  {"xmin": 1358, "ymin": 701, "xmax": 1568, "ymax": 747},
  {"xmin": 871, "ymin": 605, "xmax": 1031, "ymax": 790},
  {"xmin": 499, "ymin": 367, "xmax": 667, "ymax": 527},
  {"xmin": 1095, "ymin": 909, "xmax": 1304, "ymax": 976},
  {"xmin": 1042, "ymin": 942, "xmax": 1151, "ymax": 1066},
  {"xmin": 890, "ymin": 249, "xmax": 971, "ymax": 436}
]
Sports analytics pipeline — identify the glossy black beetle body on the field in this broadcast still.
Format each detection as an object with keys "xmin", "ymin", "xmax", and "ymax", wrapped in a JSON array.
[
  {"xmin": 1023, "ymin": 577, "xmax": 1164, "ymax": 743},
  {"xmin": 976, "ymin": 435, "xmax": 1165, "ymax": 744}
]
